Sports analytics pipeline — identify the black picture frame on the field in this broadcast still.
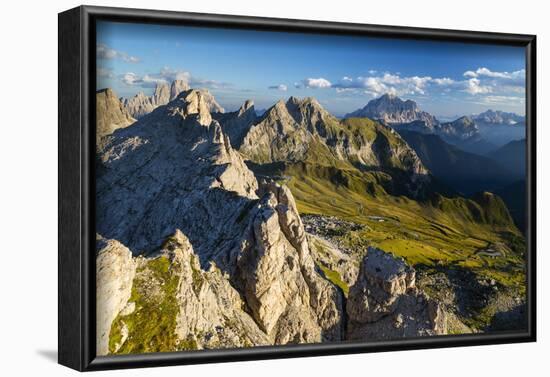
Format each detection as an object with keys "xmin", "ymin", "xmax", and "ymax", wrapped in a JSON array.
[{"xmin": 58, "ymin": 5, "xmax": 537, "ymax": 372}]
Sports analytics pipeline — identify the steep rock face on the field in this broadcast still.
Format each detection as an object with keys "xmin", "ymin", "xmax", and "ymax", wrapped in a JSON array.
[
  {"xmin": 237, "ymin": 97, "xmax": 429, "ymax": 179},
  {"xmin": 98, "ymin": 88, "xmax": 256, "ymax": 257},
  {"xmin": 97, "ymin": 89, "xmax": 344, "ymax": 353},
  {"xmin": 166, "ymin": 230, "xmax": 271, "ymax": 350},
  {"xmin": 122, "ymin": 80, "xmax": 198, "ymax": 119},
  {"xmin": 347, "ymin": 247, "xmax": 447, "ymax": 340},
  {"xmin": 121, "ymin": 91, "xmax": 155, "ymax": 120},
  {"xmin": 96, "ymin": 88, "xmax": 135, "ymax": 146},
  {"xmin": 152, "ymin": 82, "xmax": 170, "ymax": 107},
  {"xmin": 170, "ymin": 79, "xmax": 190, "ymax": 101},
  {"xmin": 237, "ymin": 182, "xmax": 343, "ymax": 342},
  {"xmin": 345, "ymin": 94, "xmax": 438, "ymax": 129},
  {"xmin": 96, "ymin": 236, "xmax": 136, "ymax": 356},
  {"xmin": 213, "ymin": 99, "xmax": 257, "ymax": 148}
]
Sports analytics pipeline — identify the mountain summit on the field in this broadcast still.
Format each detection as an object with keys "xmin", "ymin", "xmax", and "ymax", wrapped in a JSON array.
[
  {"xmin": 474, "ymin": 110, "xmax": 525, "ymax": 126},
  {"xmin": 238, "ymin": 96, "xmax": 428, "ymax": 180},
  {"xmin": 345, "ymin": 94, "xmax": 438, "ymax": 129},
  {"xmin": 120, "ymin": 79, "xmax": 224, "ymax": 119}
]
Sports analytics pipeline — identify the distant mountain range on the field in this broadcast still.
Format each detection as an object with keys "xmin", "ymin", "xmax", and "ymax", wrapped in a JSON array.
[
  {"xmin": 473, "ymin": 110, "xmax": 525, "ymax": 126},
  {"xmin": 345, "ymin": 94, "xmax": 525, "ymax": 153}
]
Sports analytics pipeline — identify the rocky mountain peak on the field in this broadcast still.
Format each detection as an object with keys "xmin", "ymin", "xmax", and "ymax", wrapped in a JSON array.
[
  {"xmin": 345, "ymin": 94, "xmax": 438, "ymax": 129},
  {"xmin": 436, "ymin": 116, "xmax": 480, "ymax": 143},
  {"xmin": 238, "ymin": 99, "xmax": 255, "ymax": 115},
  {"xmin": 169, "ymin": 89, "xmax": 214, "ymax": 126},
  {"xmin": 96, "ymin": 88, "xmax": 135, "ymax": 148},
  {"xmin": 347, "ymin": 247, "xmax": 447, "ymax": 339},
  {"xmin": 170, "ymin": 79, "xmax": 190, "ymax": 100},
  {"xmin": 152, "ymin": 82, "xmax": 170, "ymax": 107},
  {"xmin": 122, "ymin": 80, "xmax": 205, "ymax": 120},
  {"xmin": 453, "ymin": 116, "xmax": 476, "ymax": 128},
  {"xmin": 474, "ymin": 109, "xmax": 525, "ymax": 126}
]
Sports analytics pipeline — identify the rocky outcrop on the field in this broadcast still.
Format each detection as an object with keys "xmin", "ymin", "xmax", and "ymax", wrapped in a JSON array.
[
  {"xmin": 170, "ymin": 79, "xmax": 190, "ymax": 101},
  {"xmin": 96, "ymin": 88, "xmax": 343, "ymax": 353},
  {"xmin": 166, "ymin": 230, "xmax": 270, "ymax": 350},
  {"xmin": 345, "ymin": 94, "xmax": 438, "ymax": 129},
  {"xmin": 121, "ymin": 92, "xmax": 155, "ymax": 120},
  {"xmin": 121, "ymin": 80, "xmax": 197, "ymax": 119},
  {"xmin": 237, "ymin": 182, "xmax": 343, "ymax": 343},
  {"xmin": 213, "ymin": 99, "xmax": 257, "ymax": 148},
  {"xmin": 347, "ymin": 247, "xmax": 447, "ymax": 340},
  {"xmin": 96, "ymin": 88, "xmax": 135, "ymax": 146},
  {"xmin": 97, "ymin": 88, "xmax": 256, "ymax": 256},
  {"xmin": 96, "ymin": 235, "xmax": 136, "ymax": 356}
]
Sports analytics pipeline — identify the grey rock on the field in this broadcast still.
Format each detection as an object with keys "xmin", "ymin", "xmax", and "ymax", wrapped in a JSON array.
[
  {"xmin": 345, "ymin": 94, "xmax": 438, "ymax": 129},
  {"xmin": 122, "ymin": 80, "xmax": 201, "ymax": 119},
  {"xmin": 96, "ymin": 88, "xmax": 135, "ymax": 147},
  {"xmin": 96, "ymin": 89, "xmax": 343, "ymax": 352},
  {"xmin": 95, "ymin": 235, "xmax": 136, "ymax": 356},
  {"xmin": 170, "ymin": 79, "xmax": 191, "ymax": 101},
  {"xmin": 347, "ymin": 247, "xmax": 447, "ymax": 340},
  {"xmin": 213, "ymin": 99, "xmax": 257, "ymax": 148},
  {"xmin": 237, "ymin": 96, "xmax": 429, "ymax": 181}
]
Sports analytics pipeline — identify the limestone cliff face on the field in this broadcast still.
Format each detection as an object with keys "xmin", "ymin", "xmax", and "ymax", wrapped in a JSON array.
[
  {"xmin": 213, "ymin": 99, "xmax": 257, "ymax": 149},
  {"xmin": 96, "ymin": 88, "xmax": 135, "ymax": 147},
  {"xmin": 121, "ymin": 80, "xmax": 206, "ymax": 119},
  {"xmin": 347, "ymin": 247, "xmax": 447, "ymax": 340},
  {"xmin": 97, "ymin": 88, "xmax": 256, "ymax": 257},
  {"xmin": 96, "ymin": 88, "xmax": 344, "ymax": 353},
  {"xmin": 237, "ymin": 182, "xmax": 343, "ymax": 343},
  {"xmin": 167, "ymin": 230, "xmax": 271, "ymax": 350},
  {"xmin": 237, "ymin": 96, "xmax": 429, "ymax": 183},
  {"xmin": 96, "ymin": 236, "xmax": 136, "ymax": 356}
]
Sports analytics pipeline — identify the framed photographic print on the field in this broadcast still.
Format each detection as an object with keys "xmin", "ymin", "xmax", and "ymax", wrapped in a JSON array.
[{"xmin": 58, "ymin": 5, "xmax": 536, "ymax": 371}]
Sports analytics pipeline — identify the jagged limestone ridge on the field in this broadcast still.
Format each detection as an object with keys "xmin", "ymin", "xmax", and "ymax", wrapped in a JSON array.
[{"xmin": 96, "ymin": 89, "xmax": 344, "ymax": 353}]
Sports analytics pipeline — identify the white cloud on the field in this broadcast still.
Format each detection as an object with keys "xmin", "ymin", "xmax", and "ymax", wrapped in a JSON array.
[
  {"xmin": 482, "ymin": 95, "xmax": 525, "ymax": 104},
  {"xmin": 464, "ymin": 78, "xmax": 492, "ymax": 95},
  {"xmin": 301, "ymin": 77, "xmax": 332, "ymax": 89},
  {"xmin": 121, "ymin": 72, "xmax": 140, "ymax": 86},
  {"xmin": 97, "ymin": 43, "xmax": 140, "ymax": 63},
  {"xmin": 463, "ymin": 67, "xmax": 525, "ymax": 80},
  {"xmin": 121, "ymin": 67, "xmax": 229, "ymax": 89},
  {"xmin": 433, "ymin": 77, "xmax": 455, "ymax": 85},
  {"xmin": 335, "ymin": 73, "xmax": 433, "ymax": 97},
  {"xmin": 268, "ymin": 84, "xmax": 288, "ymax": 91}
]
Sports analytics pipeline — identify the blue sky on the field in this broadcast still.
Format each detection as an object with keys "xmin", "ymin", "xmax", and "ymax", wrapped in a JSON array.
[{"xmin": 97, "ymin": 21, "xmax": 526, "ymax": 117}]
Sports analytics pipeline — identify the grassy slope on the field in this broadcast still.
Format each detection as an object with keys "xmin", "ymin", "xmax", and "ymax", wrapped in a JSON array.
[
  {"xmin": 243, "ymin": 114, "xmax": 526, "ymax": 332},
  {"xmin": 109, "ymin": 255, "xmax": 198, "ymax": 354},
  {"xmin": 284, "ymin": 162, "xmax": 524, "ymax": 289}
]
